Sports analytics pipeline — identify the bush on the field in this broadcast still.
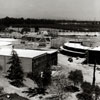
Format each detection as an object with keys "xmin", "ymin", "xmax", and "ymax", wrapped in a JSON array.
[
  {"xmin": 45, "ymin": 95, "xmax": 59, "ymax": 100},
  {"xmin": 95, "ymin": 85, "xmax": 100, "ymax": 100},
  {"xmin": 76, "ymin": 92, "xmax": 93, "ymax": 100},
  {"xmin": 23, "ymin": 87, "xmax": 47, "ymax": 97},
  {"xmin": 10, "ymin": 80, "xmax": 24, "ymax": 87},
  {"xmin": 68, "ymin": 57, "xmax": 73, "ymax": 62},
  {"xmin": 68, "ymin": 70, "xmax": 83, "ymax": 86},
  {"xmin": 78, "ymin": 82, "xmax": 100, "ymax": 100},
  {"xmin": 64, "ymin": 85, "xmax": 80, "ymax": 92},
  {"xmin": 81, "ymin": 81, "xmax": 92, "ymax": 94}
]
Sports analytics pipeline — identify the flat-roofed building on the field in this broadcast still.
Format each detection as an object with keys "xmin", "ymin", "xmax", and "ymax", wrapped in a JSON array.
[{"xmin": 0, "ymin": 48, "xmax": 57, "ymax": 74}]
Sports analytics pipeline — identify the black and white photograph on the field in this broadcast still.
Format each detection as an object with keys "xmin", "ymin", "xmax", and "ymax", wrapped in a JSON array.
[{"xmin": 0, "ymin": 0, "xmax": 100, "ymax": 100}]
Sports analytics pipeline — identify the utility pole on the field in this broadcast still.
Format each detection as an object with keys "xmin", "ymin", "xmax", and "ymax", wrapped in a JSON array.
[
  {"xmin": 92, "ymin": 61, "xmax": 96, "ymax": 87},
  {"xmin": 92, "ymin": 54, "xmax": 96, "ymax": 100}
]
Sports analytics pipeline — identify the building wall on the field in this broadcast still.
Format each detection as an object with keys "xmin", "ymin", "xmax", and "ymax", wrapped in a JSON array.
[
  {"xmin": 0, "ymin": 51, "xmax": 58, "ymax": 74},
  {"xmin": 20, "ymin": 57, "xmax": 32, "ymax": 73},
  {"xmin": 32, "ymin": 52, "xmax": 58, "ymax": 74},
  {"xmin": 88, "ymin": 50, "xmax": 100, "ymax": 64},
  {"xmin": 47, "ymin": 52, "xmax": 58, "ymax": 66},
  {"xmin": 51, "ymin": 37, "xmax": 66, "ymax": 48},
  {"xmin": 32, "ymin": 54, "xmax": 47, "ymax": 74},
  {"xmin": 0, "ymin": 56, "xmax": 10, "ymax": 72},
  {"xmin": 0, "ymin": 56, "xmax": 32, "ymax": 73}
]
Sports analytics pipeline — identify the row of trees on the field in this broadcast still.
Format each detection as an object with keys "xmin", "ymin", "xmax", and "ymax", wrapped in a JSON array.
[{"xmin": 0, "ymin": 16, "xmax": 100, "ymax": 32}]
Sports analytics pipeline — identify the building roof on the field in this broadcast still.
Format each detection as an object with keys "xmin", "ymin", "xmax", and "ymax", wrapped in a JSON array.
[
  {"xmin": 0, "ymin": 48, "xmax": 57, "ymax": 58},
  {"xmin": 0, "ymin": 41, "xmax": 11, "ymax": 46},
  {"xmin": 0, "ymin": 38, "xmax": 18, "ymax": 42},
  {"xmin": 64, "ymin": 42, "xmax": 100, "ymax": 52},
  {"xmin": 45, "ymin": 49, "xmax": 58, "ymax": 54},
  {"xmin": 64, "ymin": 42, "xmax": 90, "ymax": 50},
  {"xmin": 0, "ymin": 48, "xmax": 47, "ymax": 58}
]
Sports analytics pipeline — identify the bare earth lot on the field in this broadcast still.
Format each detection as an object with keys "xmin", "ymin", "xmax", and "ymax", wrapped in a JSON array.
[{"xmin": 58, "ymin": 53, "xmax": 100, "ymax": 86}]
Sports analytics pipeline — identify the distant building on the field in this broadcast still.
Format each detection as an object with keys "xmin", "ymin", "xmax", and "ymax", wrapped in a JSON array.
[
  {"xmin": 88, "ymin": 47, "xmax": 100, "ymax": 64},
  {"xmin": 9, "ymin": 32, "xmax": 22, "ymax": 39},
  {"xmin": 60, "ymin": 42, "xmax": 88, "ymax": 57},
  {"xmin": 0, "ymin": 48, "xmax": 57, "ymax": 74}
]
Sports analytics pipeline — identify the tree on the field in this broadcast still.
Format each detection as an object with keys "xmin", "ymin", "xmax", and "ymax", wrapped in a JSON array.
[
  {"xmin": 81, "ymin": 81, "xmax": 92, "ymax": 94},
  {"xmin": 95, "ymin": 85, "xmax": 100, "ymax": 100},
  {"xmin": 50, "ymin": 74, "xmax": 71, "ymax": 100},
  {"xmin": 0, "ymin": 25, "xmax": 6, "ymax": 32},
  {"xmin": 6, "ymin": 49, "xmax": 24, "ymax": 87},
  {"xmin": 77, "ymin": 81, "xmax": 100, "ymax": 100},
  {"xmin": 34, "ymin": 26, "xmax": 39, "ymax": 32},
  {"xmin": 68, "ymin": 70, "xmax": 83, "ymax": 86},
  {"xmin": 21, "ymin": 27, "xmax": 30, "ymax": 34}
]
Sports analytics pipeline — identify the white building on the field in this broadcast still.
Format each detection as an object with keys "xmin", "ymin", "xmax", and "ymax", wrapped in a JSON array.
[{"xmin": 0, "ymin": 48, "xmax": 57, "ymax": 74}]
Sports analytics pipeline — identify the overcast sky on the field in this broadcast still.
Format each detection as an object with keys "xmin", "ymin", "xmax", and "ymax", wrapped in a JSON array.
[{"xmin": 0, "ymin": 0, "xmax": 100, "ymax": 20}]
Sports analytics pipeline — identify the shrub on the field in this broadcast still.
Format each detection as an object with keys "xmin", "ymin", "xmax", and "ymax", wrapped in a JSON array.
[
  {"xmin": 95, "ymin": 85, "xmax": 100, "ymax": 100},
  {"xmin": 64, "ymin": 85, "xmax": 80, "ymax": 92},
  {"xmin": 68, "ymin": 57, "xmax": 73, "ymax": 62},
  {"xmin": 81, "ymin": 81, "xmax": 92, "ymax": 94},
  {"xmin": 23, "ymin": 87, "xmax": 47, "ymax": 97},
  {"xmin": 76, "ymin": 92, "xmax": 93, "ymax": 100},
  {"xmin": 10, "ymin": 80, "xmax": 24, "ymax": 87},
  {"xmin": 68, "ymin": 70, "xmax": 83, "ymax": 86},
  {"xmin": 78, "ymin": 82, "xmax": 100, "ymax": 100}
]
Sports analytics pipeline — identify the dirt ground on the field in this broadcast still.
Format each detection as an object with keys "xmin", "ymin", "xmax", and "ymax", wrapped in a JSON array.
[{"xmin": 58, "ymin": 53, "xmax": 100, "ymax": 86}]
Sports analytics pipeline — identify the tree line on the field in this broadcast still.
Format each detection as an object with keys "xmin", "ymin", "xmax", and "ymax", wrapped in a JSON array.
[{"xmin": 0, "ymin": 16, "xmax": 100, "ymax": 32}]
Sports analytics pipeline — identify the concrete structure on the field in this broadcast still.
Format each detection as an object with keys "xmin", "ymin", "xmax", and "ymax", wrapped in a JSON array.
[
  {"xmin": 60, "ymin": 42, "xmax": 100, "ymax": 64},
  {"xmin": 58, "ymin": 32, "xmax": 100, "ymax": 36},
  {"xmin": 87, "ymin": 47, "xmax": 100, "ymax": 64},
  {"xmin": 0, "ymin": 48, "xmax": 57, "ymax": 74}
]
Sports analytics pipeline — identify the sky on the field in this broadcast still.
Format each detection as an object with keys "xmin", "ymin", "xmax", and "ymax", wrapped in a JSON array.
[{"xmin": 0, "ymin": 0, "xmax": 100, "ymax": 21}]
